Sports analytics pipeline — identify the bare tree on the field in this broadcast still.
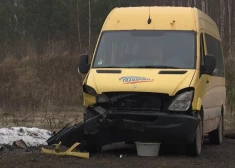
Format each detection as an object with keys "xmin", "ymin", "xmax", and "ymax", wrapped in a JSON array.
[
  {"xmin": 77, "ymin": 0, "xmax": 82, "ymax": 50},
  {"xmin": 88, "ymin": 0, "xmax": 91, "ymax": 53},
  {"xmin": 14, "ymin": 0, "xmax": 18, "ymax": 32}
]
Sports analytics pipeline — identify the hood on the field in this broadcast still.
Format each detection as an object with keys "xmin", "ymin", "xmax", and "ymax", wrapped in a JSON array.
[{"xmin": 85, "ymin": 69, "xmax": 196, "ymax": 96}]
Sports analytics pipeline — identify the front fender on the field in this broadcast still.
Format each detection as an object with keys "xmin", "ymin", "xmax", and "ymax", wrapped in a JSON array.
[
  {"xmin": 83, "ymin": 92, "xmax": 96, "ymax": 107},
  {"xmin": 196, "ymin": 97, "xmax": 202, "ymax": 111}
]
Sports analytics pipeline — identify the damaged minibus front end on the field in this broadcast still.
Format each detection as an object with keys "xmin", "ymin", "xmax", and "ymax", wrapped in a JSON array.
[{"xmin": 44, "ymin": 31, "xmax": 201, "ymax": 155}]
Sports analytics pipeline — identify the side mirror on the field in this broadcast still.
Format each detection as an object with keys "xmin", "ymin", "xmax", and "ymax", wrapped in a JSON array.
[
  {"xmin": 78, "ymin": 54, "xmax": 90, "ymax": 74},
  {"xmin": 203, "ymin": 54, "xmax": 216, "ymax": 75}
]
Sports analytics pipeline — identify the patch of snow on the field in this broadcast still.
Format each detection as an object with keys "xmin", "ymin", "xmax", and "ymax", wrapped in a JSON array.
[{"xmin": 0, "ymin": 127, "xmax": 53, "ymax": 146}]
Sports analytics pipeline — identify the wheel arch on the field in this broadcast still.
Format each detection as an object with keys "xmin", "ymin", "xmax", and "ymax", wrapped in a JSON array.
[
  {"xmin": 199, "ymin": 105, "xmax": 204, "ymax": 121},
  {"xmin": 198, "ymin": 106, "xmax": 205, "ymax": 137}
]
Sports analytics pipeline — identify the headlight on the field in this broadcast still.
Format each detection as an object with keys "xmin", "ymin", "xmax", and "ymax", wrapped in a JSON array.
[{"xmin": 168, "ymin": 90, "xmax": 194, "ymax": 111}]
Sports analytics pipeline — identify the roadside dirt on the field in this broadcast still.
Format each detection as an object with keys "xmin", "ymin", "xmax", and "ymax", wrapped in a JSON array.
[{"xmin": 1, "ymin": 137, "xmax": 235, "ymax": 168}]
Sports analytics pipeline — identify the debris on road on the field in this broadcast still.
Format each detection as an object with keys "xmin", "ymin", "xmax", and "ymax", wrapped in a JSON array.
[
  {"xmin": 41, "ymin": 141, "xmax": 89, "ymax": 159},
  {"xmin": 12, "ymin": 139, "xmax": 28, "ymax": 149},
  {"xmin": 44, "ymin": 108, "xmax": 107, "ymax": 154}
]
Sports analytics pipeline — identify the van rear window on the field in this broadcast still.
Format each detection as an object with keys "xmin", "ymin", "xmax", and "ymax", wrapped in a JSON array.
[{"xmin": 92, "ymin": 30, "xmax": 196, "ymax": 69}]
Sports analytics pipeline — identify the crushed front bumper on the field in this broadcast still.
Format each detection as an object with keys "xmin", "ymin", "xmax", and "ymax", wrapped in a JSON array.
[
  {"xmin": 46, "ymin": 110, "xmax": 200, "ymax": 152},
  {"xmin": 100, "ymin": 112, "xmax": 200, "ymax": 145}
]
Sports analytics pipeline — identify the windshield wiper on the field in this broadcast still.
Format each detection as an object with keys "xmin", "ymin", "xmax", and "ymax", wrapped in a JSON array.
[{"xmin": 130, "ymin": 65, "xmax": 179, "ymax": 69}]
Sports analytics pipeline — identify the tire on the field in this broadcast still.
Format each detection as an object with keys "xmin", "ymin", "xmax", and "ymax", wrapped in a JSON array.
[
  {"xmin": 208, "ymin": 113, "xmax": 223, "ymax": 145},
  {"xmin": 186, "ymin": 115, "xmax": 203, "ymax": 156}
]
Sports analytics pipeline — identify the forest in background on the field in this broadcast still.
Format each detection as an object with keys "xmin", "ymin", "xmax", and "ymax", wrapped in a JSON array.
[{"xmin": 0, "ymin": 0, "xmax": 235, "ymax": 114}]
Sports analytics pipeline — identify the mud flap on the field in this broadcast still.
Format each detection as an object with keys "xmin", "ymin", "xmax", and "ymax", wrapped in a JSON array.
[{"xmin": 41, "ymin": 141, "xmax": 89, "ymax": 159}]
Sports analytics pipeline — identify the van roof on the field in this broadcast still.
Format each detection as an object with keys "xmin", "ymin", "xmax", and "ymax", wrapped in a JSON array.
[{"xmin": 101, "ymin": 6, "xmax": 219, "ymax": 35}]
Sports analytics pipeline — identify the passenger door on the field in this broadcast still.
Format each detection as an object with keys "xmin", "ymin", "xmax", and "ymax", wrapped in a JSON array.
[{"xmin": 196, "ymin": 33, "xmax": 211, "ymax": 133}]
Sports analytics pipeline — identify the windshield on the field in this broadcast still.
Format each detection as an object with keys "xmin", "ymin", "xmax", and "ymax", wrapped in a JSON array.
[{"xmin": 92, "ymin": 30, "xmax": 196, "ymax": 69}]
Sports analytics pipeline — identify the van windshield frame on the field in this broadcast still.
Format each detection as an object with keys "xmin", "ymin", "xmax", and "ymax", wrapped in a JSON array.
[{"xmin": 91, "ymin": 30, "xmax": 197, "ymax": 69}]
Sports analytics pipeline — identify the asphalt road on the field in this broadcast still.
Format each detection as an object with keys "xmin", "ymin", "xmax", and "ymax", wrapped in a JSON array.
[{"xmin": 1, "ymin": 136, "xmax": 235, "ymax": 168}]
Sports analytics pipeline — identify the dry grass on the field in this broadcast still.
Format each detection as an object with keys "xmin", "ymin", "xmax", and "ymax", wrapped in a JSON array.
[
  {"xmin": 0, "ymin": 41, "xmax": 86, "ymax": 130},
  {"xmin": 0, "ymin": 109, "xmax": 83, "ymax": 130},
  {"xmin": 0, "ymin": 41, "xmax": 84, "ymax": 113}
]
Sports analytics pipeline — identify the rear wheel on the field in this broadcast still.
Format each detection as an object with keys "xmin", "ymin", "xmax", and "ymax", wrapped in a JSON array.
[
  {"xmin": 208, "ymin": 113, "xmax": 223, "ymax": 145},
  {"xmin": 186, "ymin": 115, "xmax": 203, "ymax": 156}
]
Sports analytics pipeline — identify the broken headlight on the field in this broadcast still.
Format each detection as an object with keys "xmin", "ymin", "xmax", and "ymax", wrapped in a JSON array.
[
  {"xmin": 83, "ymin": 84, "xmax": 97, "ymax": 96},
  {"xmin": 96, "ymin": 94, "xmax": 109, "ymax": 103},
  {"xmin": 83, "ymin": 84, "xmax": 109, "ymax": 103},
  {"xmin": 168, "ymin": 90, "xmax": 194, "ymax": 111}
]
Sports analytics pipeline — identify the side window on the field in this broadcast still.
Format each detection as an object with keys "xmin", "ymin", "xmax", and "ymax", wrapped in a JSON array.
[
  {"xmin": 205, "ymin": 34, "xmax": 224, "ymax": 77},
  {"xmin": 216, "ymin": 40, "xmax": 224, "ymax": 76}
]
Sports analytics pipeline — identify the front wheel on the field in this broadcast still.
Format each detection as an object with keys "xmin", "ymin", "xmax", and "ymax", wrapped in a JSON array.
[
  {"xmin": 186, "ymin": 115, "xmax": 203, "ymax": 156},
  {"xmin": 209, "ymin": 114, "xmax": 223, "ymax": 145}
]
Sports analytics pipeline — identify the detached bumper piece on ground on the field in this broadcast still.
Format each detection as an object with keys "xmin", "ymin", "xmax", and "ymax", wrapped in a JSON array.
[
  {"xmin": 41, "ymin": 109, "xmax": 105, "ymax": 159},
  {"xmin": 41, "ymin": 141, "xmax": 89, "ymax": 159}
]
